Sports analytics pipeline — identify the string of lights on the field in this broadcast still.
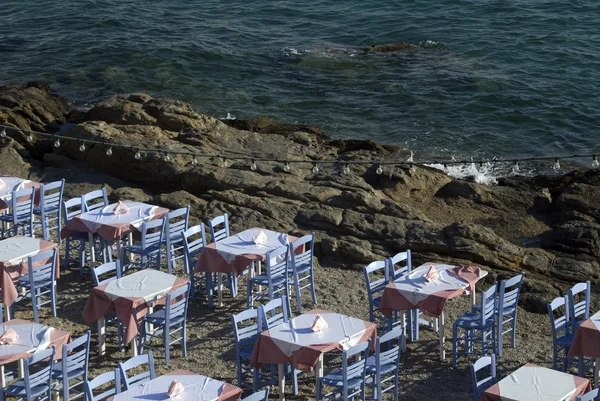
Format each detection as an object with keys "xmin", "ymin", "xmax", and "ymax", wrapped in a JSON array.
[{"xmin": 1, "ymin": 123, "xmax": 599, "ymax": 175}]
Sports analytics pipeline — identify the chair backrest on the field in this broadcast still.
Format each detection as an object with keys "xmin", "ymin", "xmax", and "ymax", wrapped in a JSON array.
[
  {"xmin": 85, "ymin": 369, "xmax": 121, "ymax": 401},
  {"xmin": 182, "ymin": 224, "xmax": 207, "ymax": 274},
  {"xmin": 39, "ymin": 179, "xmax": 65, "ymax": 213},
  {"xmin": 387, "ymin": 250, "xmax": 412, "ymax": 281},
  {"xmin": 81, "ymin": 188, "xmax": 108, "ymax": 212},
  {"xmin": 577, "ymin": 388, "xmax": 600, "ymax": 401},
  {"xmin": 342, "ymin": 340, "xmax": 371, "ymax": 390},
  {"xmin": 59, "ymin": 331, "xmax": 90, "ymax": 382},
  {"xmin": 11, "ymin": 187, "xmax": 34, "ymax": 224},
  {"xmin": 165, "ymin": 206, "xmax": 190, "ymax": 241},
  {"xmin": 141, "ymin": 218, "xmax": 165, "ymax": 249},
  {"xmin": 498, "ymin": 272, "xmax": 524, "ymax": 314},
  {"xmin": 92, "ymin": 261, "xmax": 122, "ymax": 286},
  {"xmin": 480, "ymin": 283, "xmax": 498, "ymax": 326},
  {"xmin": 231, "ymin": 308, "xmax": 260, "ymax": 350},
  {"xmin": 548, "ymin": 296, "xmax": 570, "ymax": 340},
  {"xmin": 208, "ymin": 213, "xmax": 229, "ymax": 243},
  {"xmin": 568, "ymin": 281, "xmax": 591, "ymax": 331},
  {"xmin": 28, "ymin": 248, "xmax": 58, "ymax": 284},
  {"xmin": 24, "ymin": 346, "xmax": 55, "ymax": 395},
  {"xmin": 363, "ymin": 260, "xmax": 388, "ymax": 300},
  {"xmin": 470, "ymin": 354, "xmax": 497, "ymax": 401},
  {"xmin": 241, "ymin": 387, "xmax": 270, "ymax": 401},
  {"xmin": 63, "ymin": 197, "xmax": 83, "ymax": 223},
  {"xmin": 259, "ymin": 296, "xmax": 290, "ymax": 330},
  {"xmin": 376, "ymin": 327, "xmax": 402, "ymax": 369},
  {"xmin": 118, "ymin": 351, "xmax": 155, "ymax": 390},
  {"xmin": 289, "ymin": 233, "xmax": 314, "ymax": 274},
  {"xmin": 165, "ymin": 283, "xmax": 190, "ymax": 325},
  {"xmin": 266, "ymin": 245, "xmax": 289, "ymax": 290}
]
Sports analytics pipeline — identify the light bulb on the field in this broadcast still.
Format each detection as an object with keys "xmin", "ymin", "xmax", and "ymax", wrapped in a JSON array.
[
  {"xmin": 283, "ymin": 162, "xmax": 291, "ymax": 172},
  {"xmin": 192, "ymin": 156, "xmax": 198, "ymax": 166},
  {"xmin": 221, "ymin": 158, "xmax": 228, "ymax": 168},
  {"xmin": 312, "ymin": 164, "xmax": 319, "ymax": 174},
  {"xmin": 164, "ymin": 154, "xmax": 171, "ymax": 162},
  {"xmin": 593, "ymin": 156, "xmax": 599, "ymax": 168},
  {"xmin": 342, "ymin": 165, "xmax": 351, "ymax": 175},
  {"xmin": 106, "ymin": 147, "xmax": 113, "ymax": 156},
  {"xmin": 553, "ymin": 158, "xmax": 560, "ymax": 171},
  {"xmin": 79, "ymin": 143, "xmax": 86, "ymax": 152},
  {"xmin": 26, "ymin": 134, "xmax": 33, "ymax": 142},
  {"xmin": 54, "ymin": 138, "xmax": 61, "ymax": 148},
  {"xmin": 376, "ymin": 165, "xmax": 383, "ymax": 175},
  {"xmin": 512, "ymin": 161, "xmax": 520, "ymax": 174},
  {"xmin": 134, "ymin": 150, "xmax": 142, "ymax": 160},
  {"xmin": 0, "ymin": 129, "xmax": 6, "ymax": 138},
  {"xmin": 250, "ymin": 160, "xmax": 257, "ymax": 171}
]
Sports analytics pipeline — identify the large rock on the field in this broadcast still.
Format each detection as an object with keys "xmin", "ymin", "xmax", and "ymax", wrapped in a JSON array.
[{"xmin": 541, "ymin": 221, "xmax": 600, "ymax": 258}]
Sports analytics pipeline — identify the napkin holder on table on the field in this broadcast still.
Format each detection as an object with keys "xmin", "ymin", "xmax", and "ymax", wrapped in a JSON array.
[
  {"xmin": 311, "ymin": 314, "xmax": 328, "ymax": 332},
  {"xmin": 253, "ymin": 230, "xmax": 268, "ymax": 245},
  {"xmin": 0, "ymin": 328, "xmax": 18, "ymax": 345},
  {"xmin": 113, "ymin": 201, "xmax": 130, "ymax": 215},
  {"xmin": 425, "ymin": 265, "xmax": 440, "ymax": 282},
  {"xmin": 168, "ymin": 379, "xmax": 184, "ymax": 398}
]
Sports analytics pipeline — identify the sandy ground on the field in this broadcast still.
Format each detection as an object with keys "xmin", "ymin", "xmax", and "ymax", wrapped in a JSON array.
[{"xmin": 12, "ymin": 255, "xmax": 570, "ymax": 401}]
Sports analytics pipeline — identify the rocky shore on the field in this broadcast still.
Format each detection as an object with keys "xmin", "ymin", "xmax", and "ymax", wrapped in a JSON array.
[{"xmin": 0, "ymin": 82, "xmax": 597, "ymax": 398}]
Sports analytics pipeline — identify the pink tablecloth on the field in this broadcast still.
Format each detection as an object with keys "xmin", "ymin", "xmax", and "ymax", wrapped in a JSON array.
[
  {"xmin": 194, "ymin": 228, "xmax": 299, "ymax": 276},
  {"xmin": 251, "ymin": 309, "xmax": 376, "ymax": 372},
  {"xmin": 0, "ymin": 319, "xmax": 71, "ymax": 365},
  {"xmin": 482, "ymin": 364, "xmax": 591, "ymax": 401},
  {"xmin": 60, "ymin": 201, "xmax": 169, "ymax": 244},
  {"xmin": 379, "ymin": 263, "xmax": 485, "ymax": 318},
  {"xmin": 568, "ymin": 311, "xmax": 600, "ymax": 358}
]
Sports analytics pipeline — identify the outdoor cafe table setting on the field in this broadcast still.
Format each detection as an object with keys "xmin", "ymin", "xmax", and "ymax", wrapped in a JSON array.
[
  {"xmin": 378, "ymin": 262, "xmax": 487, "ymax": 361},
  {"xmin": 194, "ymin": 227, "xmax": 300, "ymax": 307},
  {"xmin": 82, "ymin": 269, "xmax": 189, "ymax": 356},
  {"xmin": 0, "ymin": 236, "xmax": 59, "ymax": 320},
  {"xmin": 0, "ymin": 318, "xmax": 71, "ymax": 387},
  {"xmin": 60, "ymin": 200, "xmax": 169, "ymax": 268},
  {"xmin": 112, "ymin": 369, "xmax": 242, "ymax": 401},
  {"xmin": 568, "ymin": 310, "xmax": 600, "ymax": 386},
  {"xmin": 250, "ymin": 309, "xmax": 377, "ymax": 401},
  {"xmin": 0, "ymin": 176, "xmax": 41, "ymax": 212},
  {"xmin": 481, "ymin": 364, "xmax": 591, "ymax": 401}
]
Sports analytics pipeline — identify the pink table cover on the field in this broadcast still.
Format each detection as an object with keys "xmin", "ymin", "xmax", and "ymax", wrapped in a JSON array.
[
  {"xmin": 568, "ymin": 311, "xmax": 600, "ymax": 358},
  {"xmin": 482, "ymin": 364, "xmax": 591, "ymax": 401},
  {"xmin": 251, "ymin": 309, "xmax": 376, "ymax": 372},
  {"xmin": 379, "ymin": 263, "xmax": 486, "ymax": 318},
  {"xmin": 0, "ymin": 237, "xmax": 60, "ymax": 306},
  {"xmin": 0, "ymin": 177, "xmax": 41, "ymax": 212},
  {"xmin": 60, "ymin": 201, "xmax": 169, "ymax": 243},
  {"xmin": 112, "ymin": 370, "xmax": 242, "ymax": 401},
  {"xmin": 0, "ymin": 319, "xmax": 71, "ymax": 365},
  {"xmin": 194, "ymin": 228, "xmax": 299, "ymax": 276},
  {"xmin": 82, "ymin": 269, "xmax": 189, "ymax": 344}
]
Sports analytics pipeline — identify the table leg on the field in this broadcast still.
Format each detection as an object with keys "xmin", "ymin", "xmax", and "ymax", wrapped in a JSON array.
[
  {"xmin": 278, "ymin": 363, "xmax": 286, "ymax": 401},
  {"xmin": 116, "ymin": 241, "xmax": 124, "ymax": 268},
  {"xmin": 217, "ymin": 274, "xmax": 224, "ymax": 307},
  {"xmin": 18, "ymin": 359, "xmax": 24, "ymax": 378},
  {"xmin": 439, "ymin": 311, "xmax": 446, "ymax": 361},
  {"xmin": 88, "ymin": 232, "xmax": 96, "ymax": 269},
  {"xmin": 595, "ymin": 357, "xmax": 600, "ymax": 387},
  {"xmin": 5, "ymin": 303, "xmax": 12, "ymax": 321},
  {"xmin": 147, "ymin": 307, "xmax": 154, "ymax": 332},
  {"xmin": 470, "ymin": 289, "xmax": 476, "ymax": 307},
  {"xmin": 257, "ymin": 261, "xmax": 262, "ymax": 292},
  {"xmin": 316, "ymin": 354, "xmax": 324, "ymax": 378},
  {"xmin": 97, "ymin": 317, "xmax": 106, "ymax": 356},
  {"xmin": 131, "ymin": 335, "xmax": 138, "ymax": 356},
  {"xmin": 0, "ymin": 365, "xmax": 5, "ymax": 388},
  {"xmin": 400, "ymin": 311, "xmax": 407, "ymax": 351},
  {"xmin": 434, "ymin": 317, "xmax": 439, "ymax": 333}
]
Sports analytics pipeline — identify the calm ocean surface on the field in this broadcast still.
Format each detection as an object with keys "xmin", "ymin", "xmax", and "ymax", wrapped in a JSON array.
[{"xmin": 1, "ymin": 0, "xmax": 599, "ymax": 161}]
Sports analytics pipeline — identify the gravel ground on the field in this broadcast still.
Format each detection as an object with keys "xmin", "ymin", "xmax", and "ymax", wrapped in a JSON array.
[{"xmin": 16, "ymin": 258, "xmax": 565, "ymax": 401}]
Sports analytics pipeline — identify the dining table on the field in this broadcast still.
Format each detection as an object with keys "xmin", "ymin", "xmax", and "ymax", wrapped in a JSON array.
[
  {"xmin": 568, "ymin": 310, "xmax": 600, "ymax": 386},
  {"xmin": 0, "ymin": 176, "xmax": 41, "ymax": 212}
]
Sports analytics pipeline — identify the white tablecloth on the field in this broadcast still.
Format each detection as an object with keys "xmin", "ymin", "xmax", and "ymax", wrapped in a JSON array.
[
  {"xmin": 0, "ymin": 177, "xmax": 29, "ymax": 202},
  {"xmin": 0, "ymin": 323, "xmax": 52, "ymax": 358},
  {"xmin": 104, "ymin": 270, "xmax": 177, "ymax": 304},
  {"xmin": 113, "ymin": 374, "xmax": 228, "ymax": 401},
  {"xmin": 215, "ymin": 228, "xmax": 289, "ymax": 264},
  {"xmin": 79, "ymin": 201, "xmax": 158, "ymax": 233},
  {"xmin": 0, "ymin": 237, "xmax": 45, "ymax": 265},
  {"xmin": 497, "ymin": 366, "xmax": 578, "ymax": 401}
]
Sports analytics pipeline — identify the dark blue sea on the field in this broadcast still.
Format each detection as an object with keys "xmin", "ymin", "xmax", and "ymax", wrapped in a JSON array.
[{"xmin": 2, "ymin": 0, "xmax": 599, "ymax": 163}]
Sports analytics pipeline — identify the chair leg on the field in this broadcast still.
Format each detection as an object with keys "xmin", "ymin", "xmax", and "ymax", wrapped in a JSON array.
[
  {"xmin": 511, "ymin": 311, "xmax": 517, "ymax": 348},
  {"xmin": 118, "ymin": 322, "xmax": 125, "ymax": 353},
  {"xmin": 164, "ymin": 328, "xmax": 170, "ymax": 367},
  {"xmin": 497, "ymin": 318, "xmax": 503, "ymax": 357},
  {"xmin": 62, "ymin": 377, "xmax": 69, "ymax": 401},
  {"xmin": 207, "ymin": 274, "xmax": 214, "ymax": 310},
  {"xmin": 246, "ymin": 279, "xmax": 252, "ymax": 309},
  {"xmin": 31, "ymin": 288, "xmax": 39, "ymax": 324},
  {"xmin": 182, "ymin": 322, "xmax": 187, "ymax": 358},
  {"xmin": 51, "ymin": 283, "xmax": 57, "ymax": 317},
  {"xmin": 294, "ymin": 274, "xmax": 303, "ymax": 314},
  {"xmin": 316, "ymin": 378, "xmax": 322, "ymax": 401},
  {"xmin": 310, "ymin": 269, "xmax": 317, "ymax": 305},
  {"xmin": 452, "ymin": 324, "xmax": 458, "ymax": 368}
]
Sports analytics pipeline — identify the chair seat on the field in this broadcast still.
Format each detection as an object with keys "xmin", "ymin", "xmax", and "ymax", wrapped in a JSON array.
[
  {"xmin": 557, "ymin": 333, "xmax": 575, "ymax": 347},
  {"xmin": 250, "ymin": 274, "xmax": 286, "ymax": 286},
  {"xmin": 123, "ymin": 244, "xmax": 161, "ymax": 254},
  {"xmin": 372, "ymin": 296, "xmax": 382, "ymax": 307},
  {"xmin": 4, "ymin": 380, "xmax": 49, "ymax": 398},
  {"xmin": 17, "ymin": 276, "xmax": 52, "ymax": 288},
  {"xmin": 52, "ymin": 366, "xmax": 86, "ymax": 380},
  {"xmin": 454, "ymin": 312, "xmax": 494, "ymax": 329},
  {"xmin": 288, "ymin": 263, "xmax": 311, "ymax": 275},
  {"xmin": 365, "ymin": 356, "xmax": 396, "ymax": 375},
  {"xmin": 0, "ymin": 215, "xmax": 15, "ymax": 222},
  {"xmin": 143, "ymin": 308, "xmax": 185, "ymax": 326},
  {"xmin": 320, "ymin": 370, "xmax": 363, "ymax": 389},
  {"xmin": 472, "ymin": 303, "xmax": 516, "ymax": 316},
  {"xmin": 33, "ymin": 205, "xmax": 60, "ymax": 215},
  {"xmin": 240, "ymin": 348, "xmax": 253, "ymax": 360}
]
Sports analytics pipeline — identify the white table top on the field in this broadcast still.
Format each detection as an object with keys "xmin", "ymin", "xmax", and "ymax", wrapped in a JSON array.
[
  {"xmin": 113, "ymin": 373, "xmax": 229, "ymax": 401},
  {"xmin": 0, "ymin": 322, "xmax": 53, "ymax": 358},
  {"xmin": 103, "ymin": 270, "xmax": 178, "ymax": 304},
  {"xmin": 79, "ymin": 201, "xmax": 158, "ymax": 231},
  {"xmin": 0, "ymin": 177, "xmax": 30, "ymax": 201},
  {"xmin": 0, "ymin": 236, "xmax": 45, "ymax": 265},
  {"xmin": 215, "ymin": 228, "xmax": 289, "ymax": 263},
  {"xmin": 497, "ymin": 365, "xmax": 580, "ymax": 401}
]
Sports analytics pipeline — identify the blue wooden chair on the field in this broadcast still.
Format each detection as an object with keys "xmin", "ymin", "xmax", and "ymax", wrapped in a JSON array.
[
  {"xmin": 366, "ymin": 328, "xmax": 402, "ymax": 401},
  {"xmin": 92, "ymin": 261, "xmax": 125, "ymax": 352},
  {"xmin": 231, "ymin": 308, "xmax": 263, "ymax": 391},
  {"xmin": 387, "ymin": 251, "xmax": 411, "ymax": 281},
  {"xmin": 288, "ymin": 233, "xmax": 317, "ymax": 313},
  {"xmin": 34, "ymin": 179, "xmax": 64, "ymax": 242},
  {"xmin": 247, "ymin": 245, "xmax": 289, "ymax": 308},
  {"xmin": 84, "ymin": 369, "xmax": 121, "ymax": 401},
  {"xmin": 470, "ymin": 354, "xmax": 497, "ymax": 401},
  {"xmin": 3, "ymin": 346, "xmax": 55, "ymax": 401},
  {"xmin": 0, "ymin": 187, "xmax": 34, "ymax": 238},
  {"xmin": 316, "ymin": 340, "xmax": 371, "ymax": 401},
  {"xmin": 548, "ymin": 296, "xmax": 575, "ymax": 371},
  {"xmin": 52, "ymin": 330, "xmax": 90, "ymax": 401},
  {"xmin": 568, "ymin": 281, "xmax": 591, "ymax": 332},
  {"xmin": 62, "ymin": 197, "xmax": 89, "ymax": 275},
  {"xmin": 139, "ymin": 283, "xmax": 190, "ymax": 366},
  {"xmin": 363, "ymin": 260, "xmax": 388, "ymax": 324},
  {"xmin": 208, "ymin": 213, "xmax": 241, "ymax": 298},
  {"xmin": 164, "ymin": 206, "xmax": 190, "ymax": 274},
  {"xmin": 240, "ymin": 387, "xmax": 269, "ymax": 401},
  {"xmin": 452, "ymin": 283, "xmax": 497, "ymax": 368},
  {"xmin": 577, "ymin": 388, "xmax": 600, "ymax": 401},
  {"xmin": 495, "ymin": 272, "xmax": 524, "ymax": 356},
  {"xmin": 118, "ymin": 351, "xmax": 155, "ymax": 390},
  {"xmin": 122, "ymin": 218, "xmax": 165, "ymax": 271},
  {"xmin": 81, "ymin": 188, "xmax": 108, "ymax": 213},
  {"xmin": 13, "ymin": 248, "xmax": 58, "ymax": 323}
]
